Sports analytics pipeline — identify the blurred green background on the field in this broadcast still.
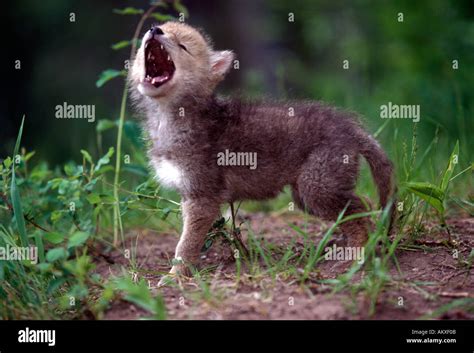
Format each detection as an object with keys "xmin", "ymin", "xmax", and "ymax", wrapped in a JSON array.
[{"xmin": 2, "ymin": 0, "xmax": 473, "ymax": 170}]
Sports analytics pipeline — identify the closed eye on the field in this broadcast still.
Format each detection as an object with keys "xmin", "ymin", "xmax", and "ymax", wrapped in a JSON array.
[{"xmin": 178, "ymin": 43, "xmax": 188, "ymax": 52}]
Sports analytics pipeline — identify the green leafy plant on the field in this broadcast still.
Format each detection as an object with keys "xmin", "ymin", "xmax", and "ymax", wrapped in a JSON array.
[{"xmin": 403, "ymin": 140, "xmax": 472, "ymax": 235}]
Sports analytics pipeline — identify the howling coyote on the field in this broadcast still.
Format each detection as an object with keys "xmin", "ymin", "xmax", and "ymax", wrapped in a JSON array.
[{"xmin": 129, "ymin": 22, "xmax": 395, "ymax": 284}]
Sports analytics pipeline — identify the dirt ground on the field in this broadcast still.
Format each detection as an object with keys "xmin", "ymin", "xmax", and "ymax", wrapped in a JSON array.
[{"xmin": 95, "ymin": 213, "xmax": 474, "ymax": 320}]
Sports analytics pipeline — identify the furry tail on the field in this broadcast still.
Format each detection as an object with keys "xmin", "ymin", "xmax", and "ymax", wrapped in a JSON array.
[{"xmin": 357, "ymin": 132, "xmax": 397, "ymax": 226}]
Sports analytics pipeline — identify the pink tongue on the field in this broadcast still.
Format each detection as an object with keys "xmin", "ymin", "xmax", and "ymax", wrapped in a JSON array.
[{"xmin": 151, "ymin": 72, "xmax": 169, "ymax": 85}]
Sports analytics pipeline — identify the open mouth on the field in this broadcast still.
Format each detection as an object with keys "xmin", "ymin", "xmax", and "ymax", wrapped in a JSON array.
[{"xmin": 144, "ymin": 38, "xmax": 175, "ymax": 88}]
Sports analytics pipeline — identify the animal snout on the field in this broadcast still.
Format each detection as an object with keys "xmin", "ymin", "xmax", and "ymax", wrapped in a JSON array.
[{"xmin": 150, "ymin": 26, "xmax": 164, "ymax": 36}]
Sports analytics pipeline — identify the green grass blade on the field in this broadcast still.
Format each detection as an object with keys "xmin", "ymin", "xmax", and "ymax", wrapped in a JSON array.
[
  {"xmin": 11, "ymin": 116, "xmax": 28, "ymax": 247},
  {"xmin": 440, "ymin": 140, "xmax": 459, "ymax": 192},
  {"xmin": 13, "ymin": 115, "xmax": 25, "ymax": 158},
  {"xmin": 34, "ymin": 233, "xmax": 45, "ymax": 263},
  {"xmin": 11, "ymin": 173, "xmax": 28, "ymax": 247}
]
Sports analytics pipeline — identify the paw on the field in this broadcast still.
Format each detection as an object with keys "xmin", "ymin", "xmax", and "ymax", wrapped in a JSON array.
[
  {"xmin": 157, "ymin": 274, "xmax": 177, "ymax": 287},
  {"xmin": 169, "ymin": 262, "xmax": 193, "ymax": 277},
  {"xmin": 157, "ymin": 259, "xmax": 195, "ymax": 288}
]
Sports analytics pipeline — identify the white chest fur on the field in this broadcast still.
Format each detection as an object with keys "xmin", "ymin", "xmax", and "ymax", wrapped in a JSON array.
[
  {"xmin": 148, "ymin": 106, "xmax": 187, "ymax": 190},
  {"xmin": 152, "ymin": 158, "xmax": 185, "ymax": 190}
]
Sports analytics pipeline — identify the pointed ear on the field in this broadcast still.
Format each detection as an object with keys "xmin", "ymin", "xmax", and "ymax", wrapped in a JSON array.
[{"xmin": 210, "ymin": 50, "xmax": 234, "ymax": 82}]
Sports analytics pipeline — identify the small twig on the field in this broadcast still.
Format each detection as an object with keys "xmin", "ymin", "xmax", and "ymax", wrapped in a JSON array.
[
  {"xmin": 24, "ymin": 213, "xmax": 50, "ymax": 232},
  {"xmin": 440, "ymin": 269, "xmax": 470, "ymax": 283},
  {"xmin": 439, "ymin": 263, "xmax": 457, "ymax": 270},
  {"xmin": 1, "ymin": 192, "xmax": 50, "ymax": 232},
  {"xmin": 439, "ymin": 291, "xmax": 471, "ymax": 298}
]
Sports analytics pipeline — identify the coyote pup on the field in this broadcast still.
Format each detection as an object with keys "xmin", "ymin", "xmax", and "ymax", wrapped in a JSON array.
[{"xmin": 129, "ymin": 22, "xmax": 395, "ymax": 281}]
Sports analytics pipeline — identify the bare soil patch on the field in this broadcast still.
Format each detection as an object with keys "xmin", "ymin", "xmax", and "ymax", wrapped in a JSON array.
[{"xmin": 95, "ymin": 214, "xmax": 474, "ymax": 320}]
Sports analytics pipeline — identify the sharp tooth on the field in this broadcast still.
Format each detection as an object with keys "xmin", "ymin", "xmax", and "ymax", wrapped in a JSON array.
[
  {"xmin": 167, "ymin": 55, "xmax": 171, "ymax": 61},
  {"xmin": 160, "ymin": 45, "xmax": 164, "ymax": 50}
]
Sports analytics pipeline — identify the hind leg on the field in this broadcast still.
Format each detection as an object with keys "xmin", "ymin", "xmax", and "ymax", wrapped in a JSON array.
[
  {"xmin": 293, "ymin": 148, "xmax": 371, "ymax": 248},
  {"xmin": 338, "ymin": 197, "xmax": 372, "ymax": 247}
]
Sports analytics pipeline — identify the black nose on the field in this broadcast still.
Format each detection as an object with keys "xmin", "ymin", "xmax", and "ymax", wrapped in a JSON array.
[{"xmin": 150, "ymin": 27, "xmax": 164, "ymax": 36}]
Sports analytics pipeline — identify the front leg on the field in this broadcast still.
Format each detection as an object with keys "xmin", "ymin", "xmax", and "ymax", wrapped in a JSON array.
[{"xmin": 168, "ymin": 198, "xmax": 220, "ymax": 279}]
